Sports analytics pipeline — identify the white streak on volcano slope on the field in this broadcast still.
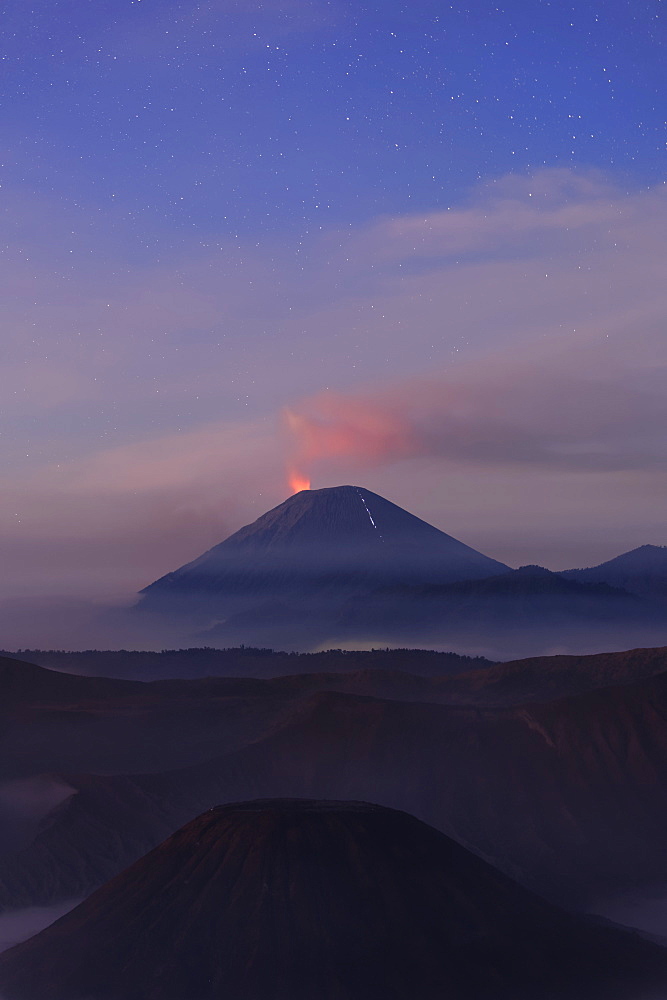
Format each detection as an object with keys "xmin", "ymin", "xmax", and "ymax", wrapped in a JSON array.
[{"xmin": 356, "ymin": 490, "xmax": 384, "ymax": 541}]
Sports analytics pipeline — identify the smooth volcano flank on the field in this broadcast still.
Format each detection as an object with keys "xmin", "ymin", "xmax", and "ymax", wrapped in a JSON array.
[
  {"xmin": 136, "ymin": 485, "xmax": 665, "ymax": 653},
  {"xmin": 1, "ymin": 799, "xmax": 667, "ymax": 1000},
  {"xmin": 137, "ymin": 485, "xmax": 510, "ymax": 643},
  {"xmin": 141, "ymin": 485, "xmax": 508, "ymax": 608}
]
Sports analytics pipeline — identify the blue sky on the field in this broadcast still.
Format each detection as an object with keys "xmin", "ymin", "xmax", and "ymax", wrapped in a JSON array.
[
  {"xmin": 2, "ymin": 0, "xmax": 663, "ymax": 241},
  {"xmin": 0, "ymin": 0, "xmax": 665, "ymax": 629}
]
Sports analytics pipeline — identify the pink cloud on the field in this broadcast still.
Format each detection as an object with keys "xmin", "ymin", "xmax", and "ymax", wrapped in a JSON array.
[{"xmin": 284, "ymin": 337, "xmax": 667, "ymax": 482}]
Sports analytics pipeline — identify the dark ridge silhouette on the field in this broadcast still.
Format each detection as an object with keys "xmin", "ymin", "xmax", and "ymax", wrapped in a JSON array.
[
  {"xmin": 6, "ymin": 647, "xmax": 667, "ymax": 914},
  {"xmin": 0, "ymin": 649, "xmax": 494, "ymax": 783},
  {"xmin": 0, "ymin": 653, "xmax": 140, "ymax": 704},
  {"xmin": 319, "ymin": 576, "xmax": 656, "ymax": 672},
  {"xmin": 3, "ymin": 645, "xmax": 666, "ymax": 787},
  {"xmin": 341, "ymin": 564, "xmax": 644, "ymax": 628},
  {"xmin": 1, "ymin": 645, "xmax": 494, "ymax": 680},
  {"xmin": 563, "ymin": 544, "xmax": 667, "ymax": 600},
  {"xmin": 330, "ymin": 564, "xmax": 667, "ymax": 661},
  {"xmin": 138, "ymin": 485, "xmax": 509, "ymax": 622},
  {"xmin": 437, "ymin": 644, "xmax": 667, "ymax": 706},
  {"xmin": 1, "ymin": 799, "xmax": 665, "ymax": 1000}
]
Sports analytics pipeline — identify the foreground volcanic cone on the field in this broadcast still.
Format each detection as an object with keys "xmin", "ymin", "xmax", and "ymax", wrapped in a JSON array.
[{"xmin": 1, "ymin": 800, "xmax": 665, "ymax": 1000}]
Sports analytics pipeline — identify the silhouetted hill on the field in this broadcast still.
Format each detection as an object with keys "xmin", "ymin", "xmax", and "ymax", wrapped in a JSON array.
[
  {"xmin": 0, "ymin": 650, "xmax": 491, "ymax": 782},
  {"xmin": 472, "ymin": 564, "xmax": 632, "ymax": 595},
  {"xmin": 1, "ymin": 800, "xmax": 665, "ymax": 1000},
  {"xmin": 2, "ymin": 645, "xmax": 493, "ymax": 680},
  {"xmin": 7, "ymin": 648, "xmax": 667, "ymax": 913},
  {"xmin": 563, "ymin": 544, "xmax": 667, "ymax": 600},
  {"xmin": 435, "ymin": 645, "xmax": 667, "ymax": 706},
  {"xmin": 5, "ymin": 645, "xmax": 666, "ymax": 786},
  {"xmin": 198, "ymin": 563, "xmax": 667, "ymax": 656},
  {"xmin": 334, "ymin": 565, "xmax": 661, "ymax": 653},
  {"xmin": 0, "ymin": 654, "xmax": 139, "ymax": 705}
]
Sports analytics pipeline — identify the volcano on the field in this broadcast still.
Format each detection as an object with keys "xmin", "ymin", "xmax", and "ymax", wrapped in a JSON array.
[
  {"xmin": 1, "ymin": 799, "xmax": 666, "ymax": 1000},
  {"xmin": 139, "ymin": 486, "xmax": 508, "ymax": 629}
]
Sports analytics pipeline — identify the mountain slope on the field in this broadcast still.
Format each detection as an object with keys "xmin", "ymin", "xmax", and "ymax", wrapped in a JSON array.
[
  {"xmin": 135, "ymin": 489, "xmax": 667, "ymax": 654},
  {"xmin": 139, "ymin": 486, "xmax": 509, "ymax": 621},
  {"xmin": 334, "ymin": 564, "xmax": 666, "ymax": 659},
  {"xmin": 0, "ymin": 649, "xmax": 497, "ymax": 784},
  {"xmin": 8, "ymin": 650, "xmax": 667, "ymax": 913},
  {"xmin": 1, "ymin": 800, "xmax": 665, "ymax": 1000},
  {"xmin": 343, "ymin": 564, "xmax": 644, "ymax": 629},
  {"xmin": 563, "ymin": 544, "xmax": 667, "ymax": 600}
]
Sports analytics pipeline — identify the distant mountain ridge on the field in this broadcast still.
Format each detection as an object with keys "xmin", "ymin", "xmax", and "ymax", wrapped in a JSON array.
[
  {"xmin": 562, "ymin": 544, "xmax": 667, "ymax": 600},
  {"xmin": 343, "ymin": 564, "xmax": 645, "ymax": 631},
  {"xmin": 6, "ymin": 646, "xmax": 667, "ymax": 916}
]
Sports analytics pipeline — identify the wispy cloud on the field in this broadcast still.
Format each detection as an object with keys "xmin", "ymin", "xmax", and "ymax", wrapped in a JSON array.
[
  {"xmin": 0, "ymin": 167, "xmax": 665, "ymax": 600},
  {"xmin": 285, "ymin": 338, "xmax": 667, "ymax": 478},
  {"xmin": 350, "ymin": 169, "xmax": 651, "ymax": 263}
]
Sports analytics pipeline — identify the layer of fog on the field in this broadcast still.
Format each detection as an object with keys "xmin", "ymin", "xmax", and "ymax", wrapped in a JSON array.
[
  {"xmin": 0, "ymin": 899, "xmax": 82, "ymax": 955},
  {"xmin": 2, "ymin": 594, "xmax": 667, "ymax": 671},
  {"xmin": 0, "ymin": 777, "xmax": 77, "ymax": 855}
]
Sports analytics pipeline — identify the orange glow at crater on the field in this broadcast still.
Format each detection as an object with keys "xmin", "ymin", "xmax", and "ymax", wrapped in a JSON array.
[{"xmin": 288, "ymin": 469, "xmax": 311, "ymax": 494}]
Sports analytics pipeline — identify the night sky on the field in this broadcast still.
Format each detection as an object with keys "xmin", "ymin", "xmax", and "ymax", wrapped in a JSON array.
[{"xmin": 1, "ymin": 1, "xmax": 665, "ymax": 632}]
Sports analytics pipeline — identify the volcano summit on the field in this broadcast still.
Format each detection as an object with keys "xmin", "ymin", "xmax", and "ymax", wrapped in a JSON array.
[
  {"xmin": 139, "ymin": 486, "xmax": 508, "ymax": 634},
  {"xmin": 133, "ymin": 486, "xmax": 667, "ymax": 655},
  {"xmin": 2, "ymin": 799, "xmax": 665, "ymax": 1000}
]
